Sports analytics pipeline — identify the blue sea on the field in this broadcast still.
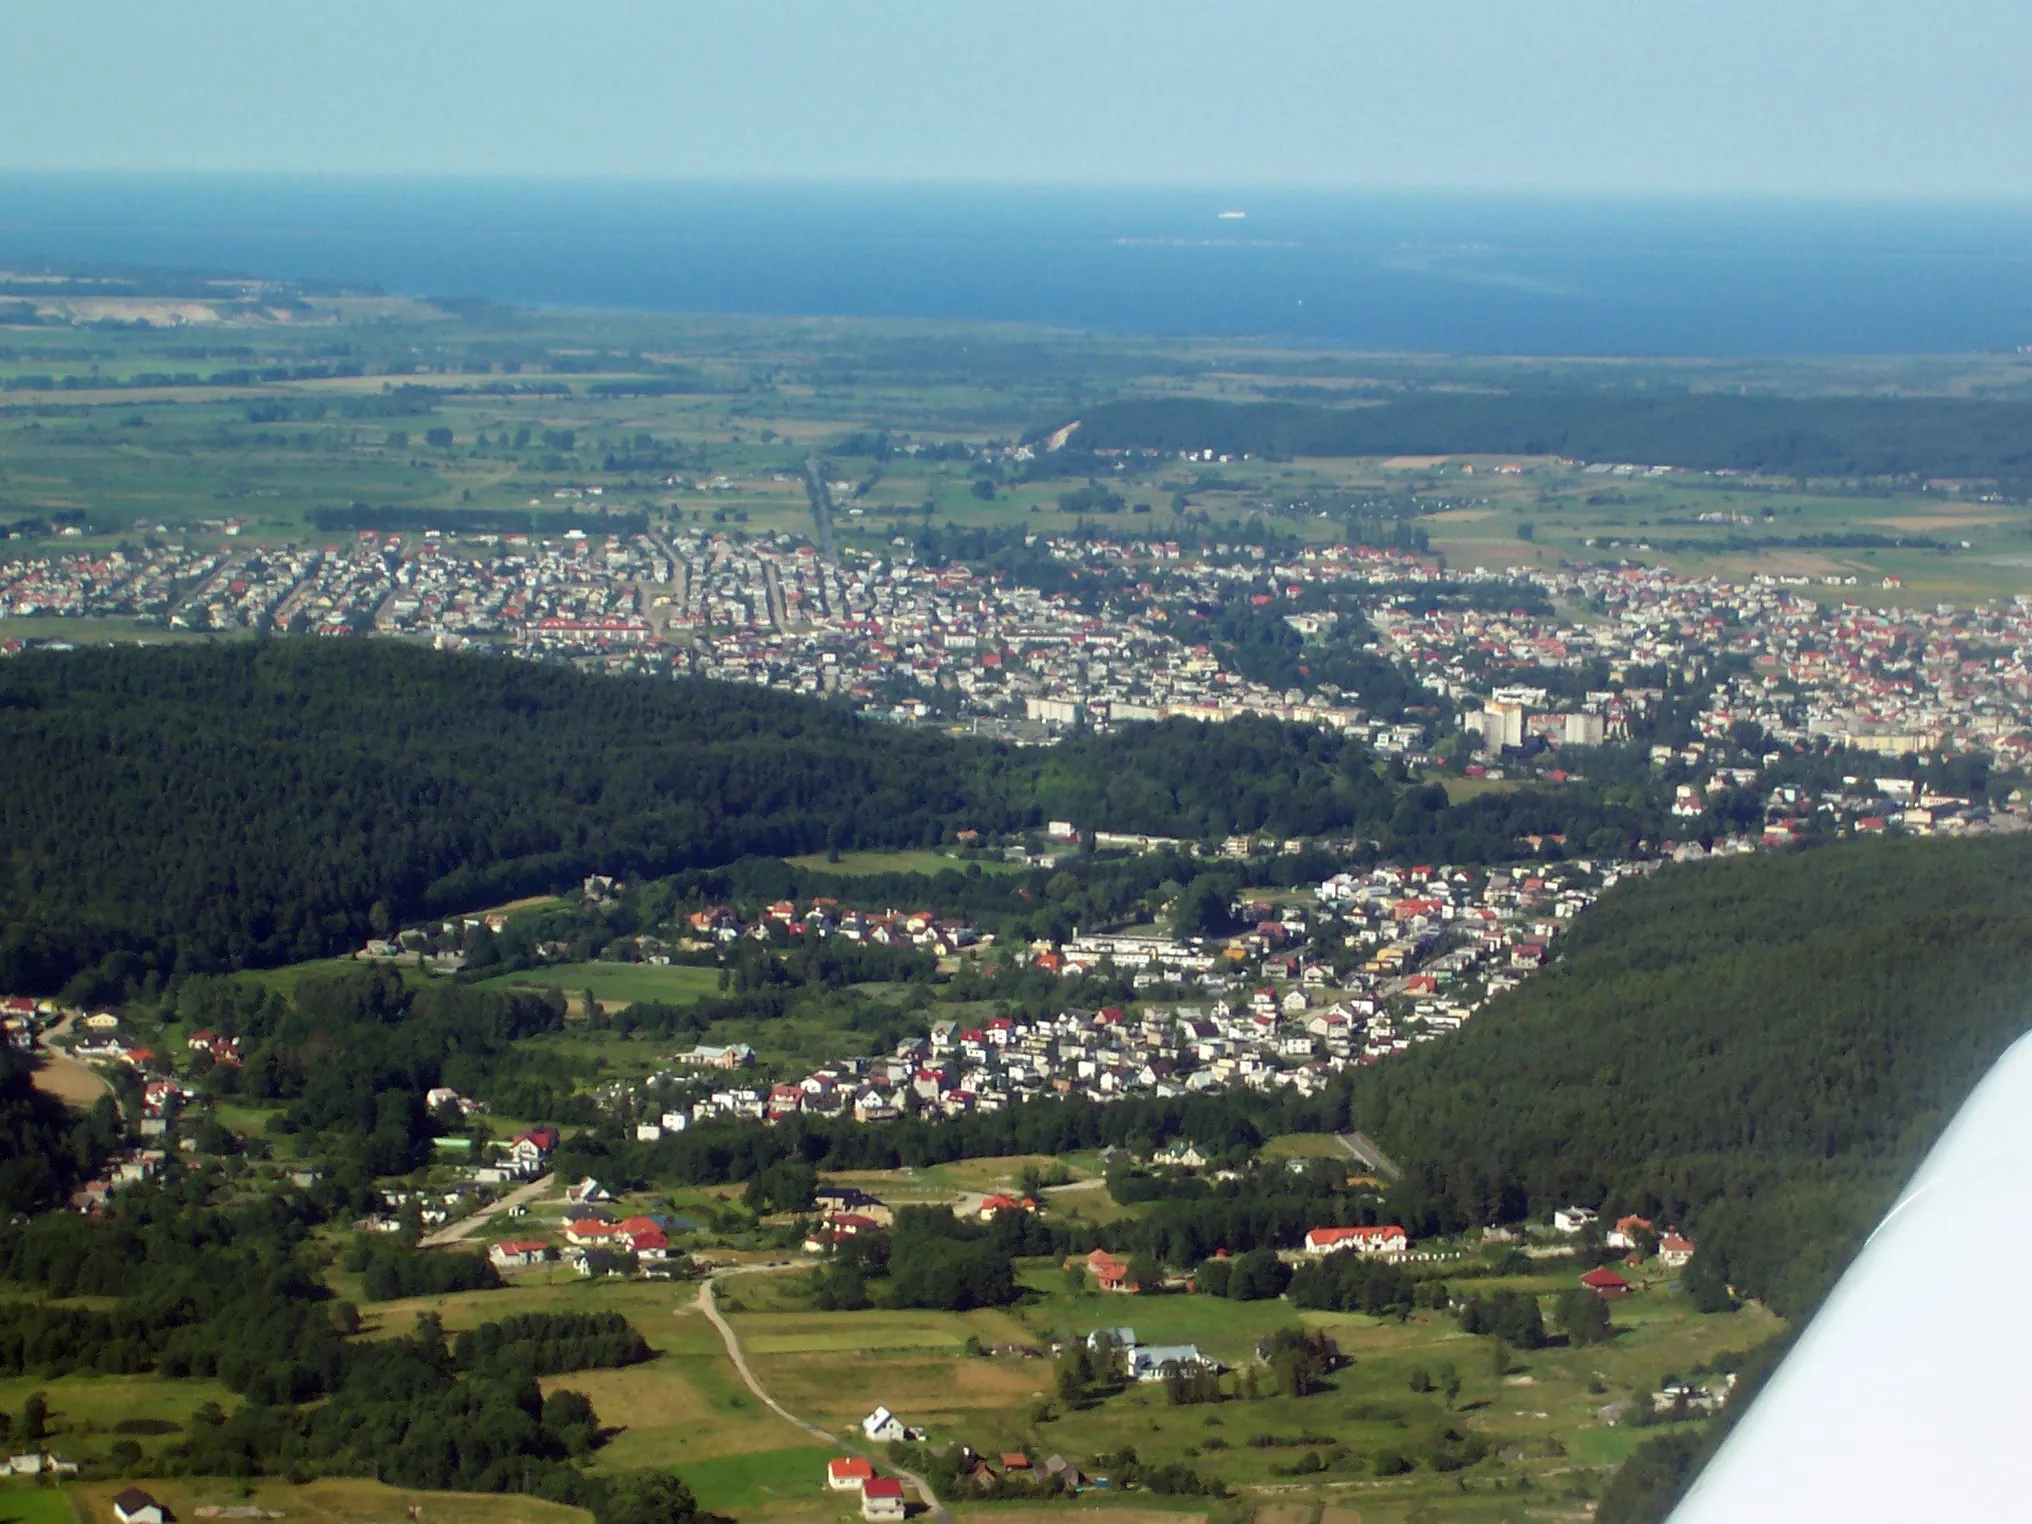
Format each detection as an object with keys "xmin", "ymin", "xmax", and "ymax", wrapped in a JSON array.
[{"xmin": 2, "ymin": 175, "xmax": 2030, "ymax": 356}]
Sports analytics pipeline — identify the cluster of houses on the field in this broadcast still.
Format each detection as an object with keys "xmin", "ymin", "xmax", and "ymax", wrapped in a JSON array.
[
  {"xmin": 684, "ymin": 898, "xmax": 985, "ymax": 957},
  {"xmin": 485, "ymin": 1174, "xmax": 702, "ymax": 1278},
  {"xmin": 1, "ymin": 994, "xmax": 50, "ymax": 1050},
  {"xmin": 66, "ymin": 1147, "xmax": 168, "ymax": 1214},
  {"xmin": 1555, "ymin": 1207, "xmax": 1697, "ymax": 1271},
  {"xmin": 801, "ymin": 1183, "xmax": 899, "ymax": 1252},
  {"xmin": 1074, "ymin": 1223, "xmax": 1410, "ymax": 1298},
  {"xmin": 825, "ymin": 1456, "xmax": 908, "ymax": 1523},
  {"xmin": 660, "ymin": 899, "xmax": 1609, "ymax": 1133},
  {"xmin": 835, "ymin": 1410, "xmax": 1087, "ymax": 1514}
]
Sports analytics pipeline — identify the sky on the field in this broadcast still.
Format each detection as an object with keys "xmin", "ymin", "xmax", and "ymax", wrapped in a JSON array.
[{"xmin": 3, "ymin": 0, "xmax": 2029, "ymax": 198}]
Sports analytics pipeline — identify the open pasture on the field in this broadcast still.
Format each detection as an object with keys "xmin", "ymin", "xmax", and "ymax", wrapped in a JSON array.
[{"xmin": 67, "ymin": 1480, "xmax": 588, "ymax": 1524}]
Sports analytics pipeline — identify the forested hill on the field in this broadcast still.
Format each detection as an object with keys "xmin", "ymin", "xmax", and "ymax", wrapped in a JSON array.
[
  {"xmin": 1355, "ymin": 835, "xmax": 2032, "ymax": 1316},
  {"xmin": 0, "ymin": 642, "xmax": 1406, "ymax": 992},
  {"xmin": 1061, "ymin": 394, "xmax": 2032, "ymax": 482}
]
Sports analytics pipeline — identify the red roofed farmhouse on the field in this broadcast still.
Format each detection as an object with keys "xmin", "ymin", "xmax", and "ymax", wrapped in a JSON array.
[
  {"xmin": 827, "ymin": 1457, "xmax": 875, "ymax": 1490},
  {"xmin": 1303, "ymin": 1224, "xmax": 1408, "ymax": 1257},
  {"xmin": 860, "ymin": 1477, "xmax": 907, "ymax": 1522},
  {"xmin": 1085, "ymin": 1248, "xmax": 1137, "ymax": 1292}
]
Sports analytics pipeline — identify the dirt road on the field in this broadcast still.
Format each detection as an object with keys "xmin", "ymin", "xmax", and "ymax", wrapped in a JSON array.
[
  {"xmin": 697, "ymin": 1266, "xmax": 953, "ymax": 1523},
  {"xmin": 420, "ymin": 1172, "xmax": 552, "ymax": 1247}
]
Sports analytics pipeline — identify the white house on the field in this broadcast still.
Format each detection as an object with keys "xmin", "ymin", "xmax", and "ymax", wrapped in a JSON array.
[
  {"xmin": 1303, "ymin": 1224, "xmax": 1408, "ymax": 1257},
  {"xmin": 113, "ymin": 1490, "xmax": 165, "ymax": 1524},
  {"xmin": 1553, "ymin": 1206, "xmax": 1599, "ymax": 1235},
  {"xmin": 826, "ymin": 1457, "xmax": 875, "ymax": 1491},
  {"xmin": 862, "ymin": 1406, "xmax": 908, "ymax": 1443},
  {"xmin": 488, "ymin": 1239, "xmax": 552, "ymax": 1269},
  {"xmin": 1128, "ymin": 1343, "xmax": 1217, "ymax": 1382},
  {"xmin": 860, "ymin": 1478, "xmax": 907, "ymax": 1523}
]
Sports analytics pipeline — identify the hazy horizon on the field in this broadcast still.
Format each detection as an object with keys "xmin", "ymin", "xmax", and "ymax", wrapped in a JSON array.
[{"xmin": 5, "ymin": 1, "xmax": 2030, "ymax": 199}]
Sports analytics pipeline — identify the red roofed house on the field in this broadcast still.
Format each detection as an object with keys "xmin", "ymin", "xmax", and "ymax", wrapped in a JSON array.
[
  {"xmin": 1580, "ymin": 1266, "xmax": 1632, "ymax": 1298},
  {"xmin": 978, "ymin": 1193, "xmax": 1036, "ymax": 1221},
  {"xmin": 826, "ymin": 1457, "xmax": 874, "ymax": 1491},
  {"xmin": 861, "ymin": 1478, "xmax": 907, "ymax": 1522},
  {"xmin": 1304, "ymin": 1225, "xmax": 1408, "ymax": 1257},
  {"xmin": 1659, "ymin": 1234, "xmax": 1695, "ymax": 1269},
  {"xmin": 1086, "ymin": 1248, "xmax": 1137, "ymax": 1293},
  {"xmin": 1607, "ymin": 1215, "xmax": 1654, "ymax": 1251}
]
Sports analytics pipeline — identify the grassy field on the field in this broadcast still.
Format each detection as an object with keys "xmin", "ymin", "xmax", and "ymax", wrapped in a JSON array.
[
  {"xmin": 1434, "ymin": 775, "xmax": 1530, "ymax": 803},
  {"xmin": 0, "ymin": 1232, "xmax": 1779, "ymax": 1524},
  {"xmin": 67, "ymin": 1480, "xmax": 588, "ymax": 1524},
  {"xmin": 30, "ymin": 1054, "xmax": 112, "ymax": 1110},
  {"xmin": 713, "ymin": 1245, "xmax": 1782, "ymax": 1519},
  {"xmin": 814, "ymin": 1155, "xmax": 1092, "ymax": 1209},
  {"xmin": 0, "ymin": 1372, "xmax": 241, "ymax": 1473},
  {"xmin": 0, "ymin": 1495, "xmax": 71, "ymax": 1524},
  {"xmin": 1257, "ymin": 1133, "xmax": 1352, "ymax": 1163},
  {"xmin": 350, "ymin": 1276, "xmax": 820, "ymax": 1476},
  {"xmin": 236, "ymin": 957, "xmax": 432, "ymax": 995},
  {"xmin": 784, "ymin": 850, "xmax": 1023, "ymax": 878},
  {"xmin": 5, "ymin": 304, "xmax": 2032, "ymax": 628},
  {"xmin": 669, "ymin": 1445, "xmax": 843, "ymax": 1517},
  {"xmin": 473, "ymin": 962, "xmax": 721, "ymax": 1008}
]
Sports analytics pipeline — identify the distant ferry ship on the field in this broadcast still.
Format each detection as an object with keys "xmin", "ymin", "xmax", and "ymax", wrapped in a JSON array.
[{"xmin": 1217, "ymin": 210, "xmax": 1247, "ymax": 219}]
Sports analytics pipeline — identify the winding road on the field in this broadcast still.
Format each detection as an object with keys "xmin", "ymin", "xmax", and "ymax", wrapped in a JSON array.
[{"xmin": 696, "ymin": 1265, "xmax": 953, "ymax": 1524}]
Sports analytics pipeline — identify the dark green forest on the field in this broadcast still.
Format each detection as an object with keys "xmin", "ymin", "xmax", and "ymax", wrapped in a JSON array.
[
  {"xmin": 1064, "ymin": 394, "xmax": 2032, "ymax": 483},
  {"xmin": 0, "ymin": 644, "xmax": 1380, "ymax": 990},
  {"xmin": 1350, "ymin": 835, "xmax": 2032, "ymax": 1316},
  {"xmin": 0, "ymin": 1181, "xmax": 698, "ymax": 1521},
  {"xmin": 0, "ymin": 643, "xmax": 1680, "ymax": 995}
]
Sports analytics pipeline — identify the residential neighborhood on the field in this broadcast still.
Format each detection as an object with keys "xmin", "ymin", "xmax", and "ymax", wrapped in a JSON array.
[{"xmin": 13, "ymin": 523, "xmax": 2032, "ymax": 800}]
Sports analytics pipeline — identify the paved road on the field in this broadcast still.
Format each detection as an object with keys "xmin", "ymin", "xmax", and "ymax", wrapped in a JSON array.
[
  {"xmin": 1041, "ymin": 1176, "xmax": 1109, "ymax": 1196},
  {"xmin": 1336, "ymin": 1131, "xmax": 1403, "ymax": 1182},
  {"xmin": 697, "ymin": 1265, "xmax": 953, "ymax": 1523},
  {"xmin": 419, "ymin": 1172, "xmax": 552, "ymax": 1247},
  {"xmin": 802, "ymin": 457, "xmax": 838, "ymax": 561}
]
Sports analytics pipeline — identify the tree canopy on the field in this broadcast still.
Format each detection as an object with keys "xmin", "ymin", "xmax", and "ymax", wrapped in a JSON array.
[{"xmin": 1354, "ymin": 835, "xmax": 2032, "ymax": 1314}]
